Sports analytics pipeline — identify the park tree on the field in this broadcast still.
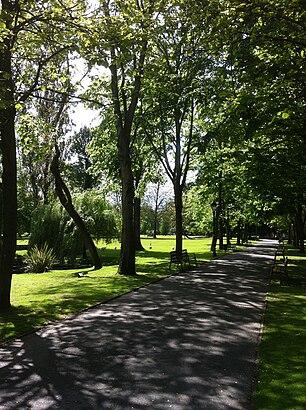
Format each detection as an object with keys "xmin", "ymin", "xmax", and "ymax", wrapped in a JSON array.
[
  {"xmin": 143, "ymin": 1, "xmax": 209, "ymax": 257},
  {"xmin": 81, "ymin": 0, "xmax": 178, "ymax": 265},
  {"xmin": 143, "ymin": 179, "xmax": 167, "ymax": 238},
  {"xmin": 226, "ymin": 0, "xmax": 306, "ymax": 250},
  {"xmin": 79, "ymin": 0, "xmax": 163, "ymax": 274},
  {"xmin": 0, "ymin": 1, "xmax": 18, "ymax": 309},
  {"xmin": 0, "ymin": 0, "xmax": 87, "ymax": 308},
  {"xmin": 88, "ymin": 107, "xmax": 162, "ymax": 251},
  {"xmin": 66, "ymin": 126, "xmax": 98, "ymax": 191}
]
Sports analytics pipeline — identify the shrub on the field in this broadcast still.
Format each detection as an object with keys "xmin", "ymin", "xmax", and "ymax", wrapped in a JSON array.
[
  {"xmin": 25, "ymin": 243, "xmax": 56, "ymax": 273},
  {"xmin": 29, "ymin": 191, "xmax": 119, "ymax": 263},
  {"xmin": 29, "ymin": 204, "xmax": 65, "ymax": 256}
]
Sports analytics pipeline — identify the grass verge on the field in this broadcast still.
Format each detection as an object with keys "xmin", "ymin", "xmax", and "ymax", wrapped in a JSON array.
[
  {"xmin": 1, "ymin": 236, "xmax": 222, "ymax": 345},
  {"xmin": 254, "ymin": 243, "xmax": 306, "ymax": 410}
]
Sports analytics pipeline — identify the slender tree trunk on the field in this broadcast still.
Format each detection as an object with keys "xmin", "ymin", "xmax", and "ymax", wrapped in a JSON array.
[
  {"xmin": 153, "ymin": 182, "xmax": 161, "ymax": 239},
  {"xmin": 287, "ymin": 222, "xmax": 293, "ymax": 244},
  {"xmin": 134, "ymin": 169, "xmax": 144, "ymax": 251},
  {"xmin": 226, "ymin": 208, "xmax": 231, "ymax": 247},
  {"xmin": 0, "ymin": 1, "xmax": 17, "ymax": 309},
  {"xmin": 174, "ymin": 181, "xmax": 183, "ymax": 257},
  {"xmin": 293, "ymin": 220, "xmax": 298, "ymax": 248},
  {"xmin": 134, "ymin": 196, "xmax": 144, "ymax": 251},
  {"xmin": 84, "ymin": 157, "xmax": 93, "ymax": 190},
  {"xmin": 210, "ymin": 207, "xmax": 218, "ymax": 256},
  {"xmin": 51, "ymin": 146, "xmax": 102, "ymax": 269},
  {"xmin": 296, "ymin": 200, "xmax": 305, "ymax": 253},
  {"xmin": 236, "ymin": 218, "xmax": 241, "ymax": 245},
  {"xmin": 218, "ymin": 176, "xmax": 224, "ymax": 250},
  {"xmin": 153, "ymin": 215, "xmax": 158, "ymax": 239}
]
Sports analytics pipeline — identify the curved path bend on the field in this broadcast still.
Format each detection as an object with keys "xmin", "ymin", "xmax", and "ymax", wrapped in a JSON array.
[{"xmin": 0, "ymin": 239, "xmax": 277, "ymax": 410}]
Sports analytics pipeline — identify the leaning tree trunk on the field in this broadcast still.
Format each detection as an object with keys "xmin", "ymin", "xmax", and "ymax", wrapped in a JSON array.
[
  {"xmin": 0, "ymin": 4, "xmax": 17, "ymax": 309},
  {"xmin": 50, "ymin": 147, "xmax": 102, "ymax": 269}
]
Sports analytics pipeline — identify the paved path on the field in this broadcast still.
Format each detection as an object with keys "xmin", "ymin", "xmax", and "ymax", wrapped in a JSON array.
[{"xmin": 0, "ymin": 239, "xmax": 277, "ymax": 410}]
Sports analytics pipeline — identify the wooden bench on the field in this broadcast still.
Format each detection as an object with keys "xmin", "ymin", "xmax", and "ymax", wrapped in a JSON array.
[
  {"xmin": 183, "ymin": 249, "xmax": 197, "ymax": 268},
  {"xmin": 271, "ymin": 256, "xmax": 289, "ymax": 285},
  {"xmin": 225, "ymin": 242, "xmax": 237, "ymax": 253},
  {"xmin": 169, "ymin": 249, "xmax": 197, "ymax": 271},
  {"xmin": 275, "ymin": 245, "xmax": 285, "ymax": 261}
]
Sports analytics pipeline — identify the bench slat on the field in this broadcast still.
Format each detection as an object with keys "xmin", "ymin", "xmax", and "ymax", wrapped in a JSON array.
[{"xmin": 169, "ymin": 249, "xmax": 197, "ymax": 271}]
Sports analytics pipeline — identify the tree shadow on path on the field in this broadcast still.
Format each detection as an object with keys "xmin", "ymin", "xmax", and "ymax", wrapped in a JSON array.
[{"xmin": 0, "ymin": 239, "xmax": 277, "ymax": 410}]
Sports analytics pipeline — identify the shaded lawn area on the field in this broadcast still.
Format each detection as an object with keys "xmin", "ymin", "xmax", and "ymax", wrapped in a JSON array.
[
  {"xmin": 254, "ymin": 244, "xmax": 306, "ymax": 410},
  {"xmin": 1, "ymin": 236, "xmax": 220, "ymax": 345}
]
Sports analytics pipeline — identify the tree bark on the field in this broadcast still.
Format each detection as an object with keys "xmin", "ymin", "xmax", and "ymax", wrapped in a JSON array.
[
  {"xmin": 134, "ymin": 169, "xmax": 144, "ymax": 251},
  {"xmin": 218, "ymin": 175, "xmax": 224, "ymax": 250},
  {"xmin": 134, "ymin": 196, "xmax": 145, "ymax": 251},
  {"xmin": 0, "ymin": 0, "xmax": 17, "ymax": 309},
  {"xmin": 108, "ymin": 34, "xmax": 147, "ymax": 275},
  {"xmin": 153, "ymin": 182, "xmax": 161, "ymax": 239},
  {"xmin": 0, "ymin": 107, "xmax": 17, "ymax": 309},
  {"xmin": 236, "ymin": 218, "xmax": 242, "ymax": 245},
  {"xmin": 50, "ymin": 146, "xmax": 102, "ymax": 269},
  {"xmin": 174, "ymin": 180, "xmax": 183, "ymax": 257},
  {"xmin": 117, "ymin": 137, "xmax": 136, "ymax": 274},
  {"xmin": 287, "ymin": 222, "xmax": 293, "ymax": 245},
  {"xmin": 295, "ymin": 200, "xmax": 305, "ymax": 253},
  {"xmin": 210, "ymin": 207, "xmax": 218, "ymax": 256}
]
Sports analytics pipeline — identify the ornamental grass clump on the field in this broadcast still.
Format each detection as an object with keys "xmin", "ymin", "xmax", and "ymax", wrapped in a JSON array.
[{"xmin": 25, "ymin": 243, "xmax": 56, "ymax": 273}]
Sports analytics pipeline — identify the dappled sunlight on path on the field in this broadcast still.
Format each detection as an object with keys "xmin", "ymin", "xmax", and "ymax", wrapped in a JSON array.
[{"xmin": 0, "ymin": 240, "xmax": 277, "ymax": 409}]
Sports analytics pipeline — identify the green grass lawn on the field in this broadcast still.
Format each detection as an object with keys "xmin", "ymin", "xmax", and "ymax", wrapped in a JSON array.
[
  {"xmin": 1, "ymin": 236, "xmax": 218, "ymax": 345},
  {"xmin": 254, "ymin": 243, "xmax": 306, "ymax": 410}
]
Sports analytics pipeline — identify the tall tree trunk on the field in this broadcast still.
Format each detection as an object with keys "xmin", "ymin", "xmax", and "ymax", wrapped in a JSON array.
[
  {"xmin": 134, "ymin": 196, "xmax": 144, "ymax": 251},
  {"xmin": 0, "ymin": 1, "xmax": 17, "ymax": 309},
  {"xmin": 51, "ymin": 146, "xmax": 102, "ymax": 269},
  {"xmin": 84, "ymin": 157, "xmax": 93, "ymax": 190},
  {"xmin": 236, "ymin": 218, "xmax": 242, "ymax": 245},
  {"xmin": 287, "ymin": 222, "xmax": 293, "ymax": 245},
  {"xmin": 174, "ymin": 181, "xmax": 183, "ymax": 257},
  {"xmin": 117, "ymin": 136, "xmax": 136, "ymax": 274},
  {"xmin": 218, "ymin": 175, "xmax": 224, "ymax": 250},
  {"xmin": 153, "ymin": 182, "xmax": 161, "ymax": 239},
  {"xmin": 134, "ymin": 169, "xmax": 144, "ymax": 251},
  {"xmin": 293, "ymin": 220, "xmax": 298, "ymax": 248},
  {"xmin": 296, "ymin": 200, "xmax": 305, "ymax": 253},
  {"xmin": 210, "ymin": 206, "xmax": 218, "ymax": 256},
  {"xmin": 243, "ymin": 224, "xmax": 249, "ymax": 244},
  {"xmin": 0, "ymin": 107, "xmax": 17, "ymax": 309},
  {"xmin": 225, "ymin": 207, "xmax": 231, "ymax": 246},
  {"xmin": 108, "ymin": 35, "xmax": 147, "ymax": 275}
]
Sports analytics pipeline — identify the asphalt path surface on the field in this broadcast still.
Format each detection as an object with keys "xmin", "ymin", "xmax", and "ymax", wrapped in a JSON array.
[{"xmin": 0, "ymin": 239, "xmax": 276, "ymax": 410}]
